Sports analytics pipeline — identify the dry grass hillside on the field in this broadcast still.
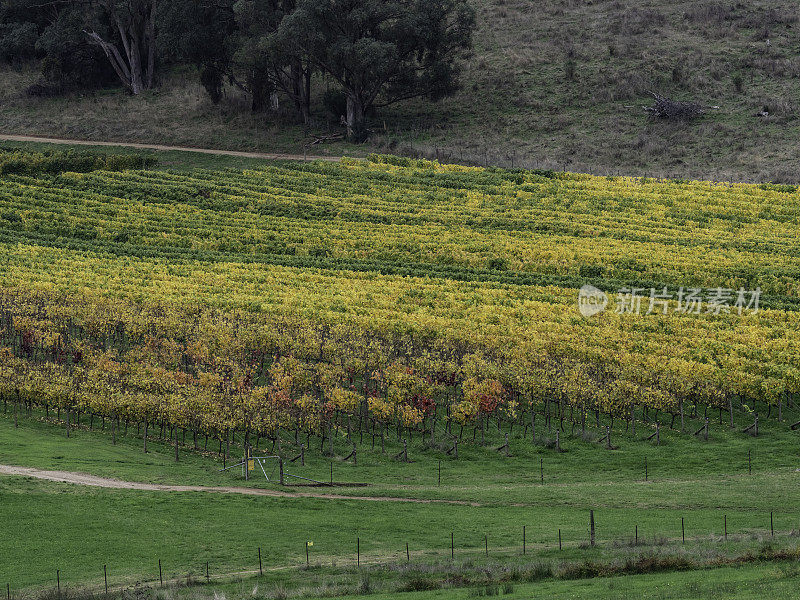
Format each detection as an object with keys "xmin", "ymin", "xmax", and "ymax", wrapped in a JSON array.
[{"xmin": 2, "ymin": 0, "xmax": 800, "ymax": 181}]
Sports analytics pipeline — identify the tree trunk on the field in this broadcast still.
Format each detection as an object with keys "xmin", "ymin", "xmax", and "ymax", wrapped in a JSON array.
[
  {"xmin": 346, "ymin": 94, "xmax": 368, "ymax": 142},
  {"xmin": 291, "ymin": 61, "xmax": 311, "ymax": 124},
  {"xmin": 145, "ymin": 0, "xmax": 157, "ymax": 88},
  {"xmin": 85, "ymin": 1, "xmax": 157, "ymax": 96},
  {"xmin": 128, "ymin": 30, "xmax": 144, "ymax": 94}
]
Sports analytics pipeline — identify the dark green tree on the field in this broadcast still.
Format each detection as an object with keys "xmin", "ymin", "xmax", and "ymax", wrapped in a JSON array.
[
  {"xmin": 233, "ymin": 0, "xmax": 311, "ymax": 120},
  {"xmin": 276, "ymin": 0, "xmax": 475, "ymax": 141},
  {"xmin": 0, "ymin": 0, "xmax": 116, "ymax": 89},
  {"xmin": 159, "ymin": 0, "xmax": 237, "ymax": 104}
]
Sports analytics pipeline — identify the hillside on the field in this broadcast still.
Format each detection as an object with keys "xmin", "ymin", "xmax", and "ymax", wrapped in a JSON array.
[
  {"xmin": 2, "ymin": 0, "xmax": 800, "ymax": 182},
  {"xmin": 1, "ymin": 146, "xmax": 798, "ymax": 456},
  {"xmin": 2, "ymin": 143, "xmax": 800, "ymax": 599}
]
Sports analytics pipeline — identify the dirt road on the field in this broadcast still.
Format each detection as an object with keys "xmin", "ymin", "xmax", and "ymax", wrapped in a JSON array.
[
  {"xmin": 0, "ymin": 464, "xmax": 479, "ymax": 505},
  {"xmin": 0, "ymin": 134, "xmax": 341, "ymax": 162}
]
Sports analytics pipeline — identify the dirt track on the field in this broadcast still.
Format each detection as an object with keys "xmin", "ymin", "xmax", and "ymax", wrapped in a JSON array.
[
  {"xmin": 0, "ymin": 134, "xmax": 341, "ymax": 162},
  {"xmin": 0, "ymin": 464, "xmax": 479, "ymax": 505}
]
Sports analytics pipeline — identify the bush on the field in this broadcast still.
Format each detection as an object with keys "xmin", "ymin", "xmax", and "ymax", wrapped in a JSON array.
[
  {"xmin": 323, "ymin": 88, "xmax": 347, "ymax": 119},
  {"xmin": 200, "ymin": 64, "xmax": 224, "ymax": 105},
  {"xmin": 0, "ymin": 22, "xmax": 38, "ymax": 62},
  {"xmin": 732, "ymin": 72, "xmax": 744, "ymax": 93},
  {"xmin": 25, "ymin": 80, "xmax": 68, "ymax": 98},
  {"xmin": 365, "ymin": 154, "xmax": 436, "ymax": 169},
  {"xmin": 487, "ymin": 257, "xmax": 508, "ymax": 271},
  {"xmin": 398, "ymin": 577, "xmax": 439, "ymax": 592},
  {"xmin": 0, "ymin": 149, "xmax": 158, "ymax": 175},
  {"xmin": 34, "ymin": 8, "xmax": 117, "ymax": 91}
]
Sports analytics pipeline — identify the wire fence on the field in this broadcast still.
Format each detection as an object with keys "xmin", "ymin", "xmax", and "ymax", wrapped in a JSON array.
[{"xmin": 7, "ymin": 509, "xmax": 799, "ymax": 599}]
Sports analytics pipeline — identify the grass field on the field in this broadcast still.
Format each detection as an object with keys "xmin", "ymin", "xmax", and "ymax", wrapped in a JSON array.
[
  {"xmin": 2, "ymin": 399, "xmax": 800, "ymax": 597},
  {"xmin": 196, "ymin": 562, "xmax": 800, "ymax": 600}
]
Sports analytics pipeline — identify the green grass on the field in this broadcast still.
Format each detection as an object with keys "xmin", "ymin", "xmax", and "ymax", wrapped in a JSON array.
[
  {"xmin": 300, "ymin": 562, "xmax": 800, "ymax": 600},
  {"xmin": 104, "ymin": 560, "xmax": 800, "ymax": 600},
  {"xmin": 4, "ymin": 473, "xmax": 799, "ymax": 593},
  {"xmin": 3, "ymin": 405, "xmax": 800, "ymax": 595},
  {"xmin": 0, "ymin": 139, "xmax": 298, "ymax": 172},
  {"xmin": 3, "ymin": 400, "xmax": 800, "ymax": 505}
]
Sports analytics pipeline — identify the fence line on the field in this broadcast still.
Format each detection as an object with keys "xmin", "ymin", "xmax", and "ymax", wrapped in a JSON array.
[{"xmin": 8, "ymin": 511, "xmax": 796, "ymax": 599}]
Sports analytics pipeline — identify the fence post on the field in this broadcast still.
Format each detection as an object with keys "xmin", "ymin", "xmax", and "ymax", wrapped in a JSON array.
[
  {"xmin": 724, "ymin": 515, "xmax": 727, "ymax": 541},
  {"xmin": 357, "ymin": 537, "xmax": 360, "ymax": 567},
  {"xmin": 485, "ymin": 534, "xmax": 488, "ymax": 556},
  {"xmin": 159, "ymin": 559, "xmax": 163, "ymax": 587},
  {"xmin": 771, "ymin": 512, "xmax": 774, "ymax": 537},
  {"xmin": 104, "ymin": 565, "xmax": 108, "ymax": 595},
  {"xmin": 451, "ymin": 532, "xmax": 454, "ymax": 559},
  {"xmin": 279, "ymin": 458, "xmax": 284, "ymax": 486},
  {"xmin": 558, "ymin": 529, "xmax": 562, "ymax": 551},
  {"xmin": 590, "ymin": 510, "xmax": 595, "ymax": 547},
  {"xmin": 406, "ymin": 542, "xmax": 410, "ymax": 562},
  {"xmin": 258, "ymin": 547, "xmax": 263, "ymax": 576},
  {"xmin": 540, "ymin": 458, "xmax": 543, "ymax": 484},
  {"xmin": 57, "ymin": 570, "xmax": 60, "ymax": 597},
  {"xmin": 438, "ymin": 460, "xmax": 441, "ymax": 485},
  {"xmin": 523, "ymin": 525, "xmax": 526, "ymax": 555},
  {"xmin": 682, "ymin": 517, "xmax": 685, "ymax": 543}
]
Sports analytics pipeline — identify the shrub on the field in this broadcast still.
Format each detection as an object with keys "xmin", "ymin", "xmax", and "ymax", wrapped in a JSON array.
[
  {"xmin": 398, "ymin": 578, "xmax": 439, "ymax": 592},
  {"xmin": 0, "ymin": 149, "xmax": 157, "ymax": 175},
  {"xmin": 732, "ymin": 72, "xmax": 744, "ymax": 93},
  {"xmin": 487, "ymin": 257, "xmax": 508, "ymax": 271},
  {"xmin": 0, "ymin": 22, "xmax": 38, "ymax": 62},
  {"xmin": 323, "ymin": 88, "xmax": 347, "ymax": 120}
]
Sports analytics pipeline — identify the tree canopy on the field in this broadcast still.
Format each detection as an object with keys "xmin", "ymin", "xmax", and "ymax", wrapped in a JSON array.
[
  {"xmin": 277, "ymin": 0, "xmax": 475, "ymax": 140},
  {"xmin": 0, "ymin": 0, "xmax": 475, "ymax": 140}
]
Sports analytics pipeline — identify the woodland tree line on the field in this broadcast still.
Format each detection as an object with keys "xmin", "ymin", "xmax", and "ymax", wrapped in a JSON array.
[{"xmin": 0, "ymin": 0, "xmax": 476, "ymax": 141}]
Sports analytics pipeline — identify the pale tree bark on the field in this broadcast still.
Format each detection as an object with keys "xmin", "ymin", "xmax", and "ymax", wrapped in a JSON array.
[{"xmin": 85, "ymin": 0, "xmax": 157, "ymax": 95}]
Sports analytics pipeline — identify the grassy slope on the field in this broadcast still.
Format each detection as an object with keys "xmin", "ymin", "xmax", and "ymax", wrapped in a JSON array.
[
  {"xmin": 0, "ymin": 139, "xmax": 293, "ymax": 171},
  {"xmin": 53, "ymin": 562, "xmax": 800, "ymax": 600},
  {"xmin": 317, "ymin": 563, "xmax": 800, "ymax": 600},
  {"xmin": 3, "ymin": 1, "xmax": 800, "ymax": 182},
  {"xmin": 3, "ymin": 403, "xmax": 800, "ymax": 593}
]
